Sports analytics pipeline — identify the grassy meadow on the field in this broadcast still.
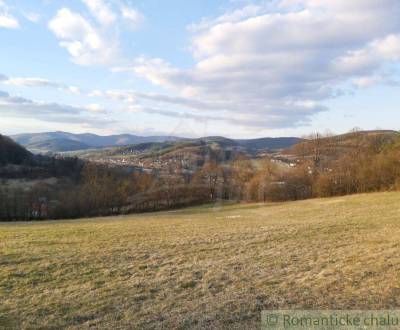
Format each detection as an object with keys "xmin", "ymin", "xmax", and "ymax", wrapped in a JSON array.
[{"xmin": 2, "ymin": 192, "xmax": 400, "ymax": 329}]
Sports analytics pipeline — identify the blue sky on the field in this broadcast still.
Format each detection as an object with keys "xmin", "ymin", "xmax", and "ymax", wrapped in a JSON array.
[{"xmin": 0, "ymin": 0, "xmax": 400, "ymax": 138}]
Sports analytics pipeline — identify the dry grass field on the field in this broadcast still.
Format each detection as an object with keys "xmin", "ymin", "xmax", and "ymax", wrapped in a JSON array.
[{"xmin": 2, "ymin": 192, "xmax": 400, "ymax": 329}]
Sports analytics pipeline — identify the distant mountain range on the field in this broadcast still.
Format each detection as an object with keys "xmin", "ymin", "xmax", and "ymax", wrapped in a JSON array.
[
  {"xmin": 11, "ymin": 131, "xmax": 302, "ymax": 153},
  {"xmin": 11, "ymin": 132, "xmax": 182, "ymax": 153}
]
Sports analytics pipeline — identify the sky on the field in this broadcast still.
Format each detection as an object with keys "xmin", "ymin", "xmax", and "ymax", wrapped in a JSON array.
[{"xmin": 0, "ymin": 0, "xmax": 400, "ymax": 139}]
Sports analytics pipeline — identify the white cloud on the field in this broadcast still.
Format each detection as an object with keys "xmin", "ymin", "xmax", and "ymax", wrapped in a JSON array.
[
  {"xmin": 2, "ymin": 75, "xmax": 81, "ymax": 94},
  {"xmin": 48, "ymin": 8, "xmax": 117, "ymax": 66},
  {"xmin": 81, "ymin": 0, "xmax": 116, "ymax": 26},
  {"xmin": 105, "ymin": 90, "xmax": 136, "ymax": 103},
  {"xmin": 120, "ymin": 6, "xmax": 144, "ymax": 29},
  {"xmin": 84, "ymin": 103, "xmax": 106, "ymax": 112},
  {"xmin": 24, "ymin": 12, "xmax": 41, "ymax": 23},
  {"xmin": 0, "ymin": 0, "xmax": 19, "ymax": 29},
  {"xmin": 188, "ymin": 4, "xmax": 262, "ymax": 32},
  {"xmin": 88, "ymin": 89, "xmax": 103, "ymax": 97},
  {"xmin": 47, "ymin": 1, "xmax": 146, "ymax": 67},
  {"xmin": 68, "ymin": 86, "xmax": 81, "ymax": 94},
  {"xmin": 121, "ymin": 0, "xmax": 400, "ymax": 129},
  {"xmin": 104, "ymin": 88, "xmax": 227, "ymax": 111},
  {"xmin": 0, "ymin": 90, "xmax": 112, "ymax": 126},
  {"xmin": 352, "ymin": 76, "xmax": 385, "ymax": 89},
  {"xmin": 5, "ymin": 77, "xmax": 58, "ymax": 88},
  {"xmin": 0, "ymin": 13, "xmax": 18, "ymax": 28}
]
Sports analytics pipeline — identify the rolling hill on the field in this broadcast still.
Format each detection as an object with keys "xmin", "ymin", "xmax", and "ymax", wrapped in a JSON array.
[
  {"xmin": 12, "ymin": 131, "xmax": 302, "ymax": 154},
  {"xmin": 76, "ymin": 136, "xmax": 304, "ymax": 169},
  {"xmin": 236, "ymin": 137, "xmax": 302, "ymax": 150},
  {"xmin": 288, "ymin": 130, "xmax": 400, "ymax": 158},
  {"xmin": 25, "ymin": 138, "xmax": 90, "ymax": 153},
  {"xmin": 11, "ymin": 131, "xmax": 183, "ymax": 153}
]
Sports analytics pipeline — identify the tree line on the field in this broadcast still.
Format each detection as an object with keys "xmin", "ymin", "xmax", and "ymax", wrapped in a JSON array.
[{"xmin": 1, "ymin": 131, "xmax": 400, "ymax": 220}]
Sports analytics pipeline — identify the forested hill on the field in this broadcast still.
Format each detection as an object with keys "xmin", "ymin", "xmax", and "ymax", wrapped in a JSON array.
[
  {"xmin": 0, "ymin": 134, "xmax": 32, "ymax": 165},
  {"xmin": 289, "ymin": 130, "xmax": 400, "ymax": 159},
  {"xmin": 12, "ymin": 131, "xmax": 182, "ymax": 153},
  {"xmin": 12, "ymin": 131, "xmax": 302, "ymax": 153}
]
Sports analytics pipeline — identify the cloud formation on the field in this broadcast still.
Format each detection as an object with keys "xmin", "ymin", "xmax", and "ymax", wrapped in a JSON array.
[
  {"xmin": 120, "ymin": 6, "xmax": 144, "ymax": 29},
  {"xmin": 81, "ymin": 0, "xmax": 116, "ymax": 26},
  {"xmin": 48, "ymin": 8, "xmax": 116, "ymax": 66},
  {"xmin": 2, "ymin": 75, "xmax": 81, "ymax": 94},
  {"xmin": 0, "ymin": 90, "xmax": 112, "ymax": 126},
  {"xmin": 118, "ymin": 0, "xmax": 400, "ymax": 129},
  {"xmin": 0, "ymin": 1, "xmax": 19, "ymax": 29},
  {"xmin": 48, "ymin": 1, "xmax": 144, "ymax": 66},
  {"xmin": 23, "ymin": 12, "xmax": 41, "ymax": 23}
]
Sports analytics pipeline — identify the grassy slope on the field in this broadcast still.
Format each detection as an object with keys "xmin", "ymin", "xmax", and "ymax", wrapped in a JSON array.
[{"xmin": 1, "ymin": 192, "xmax": 400, "ymax": 329}]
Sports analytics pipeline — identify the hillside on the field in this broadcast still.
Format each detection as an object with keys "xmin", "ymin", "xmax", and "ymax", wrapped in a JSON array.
[
  {"xmin": 237, "ymin": 137, "xmax": 301, "ymax": 150},
  {"xmin": 0, "ymin": 134, "xmax": 32, "ymax": 165},
  {"xmin": 110, "ymin": 138, "xmax": 237, "ymax": 156},
  {"xmin": 12, "ymin": 131, "xmax": 302, "ymax": 153},
  {"xmin": 12, "ymin": 131, "xmax": 183, "ymax": 153},
  {"xmin": 75, "ymin": 137, "xmax": 257, "ymax": 172},
  {"xmin": 289, "ymin": 130, "xmax": 400, "ymax": 157},
  {"xmin": 2, "ymin": 192, "xmax": 400, "ymax": 328},
  {"xmin": 26, "ymin": 138, "xmax": 90, "ymax": 153},
  {"xmin": 78, "ymin": 136, "xmax": 301, "ymax": 162}
]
